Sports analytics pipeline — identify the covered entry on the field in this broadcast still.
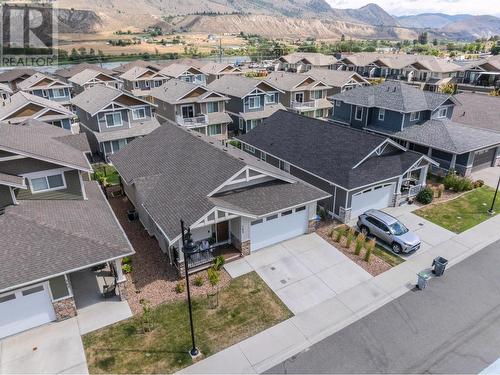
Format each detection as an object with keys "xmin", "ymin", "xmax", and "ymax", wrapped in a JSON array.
[
  {"xmin": 350, "ymin": 183, "xmax": 395, "ymax": 219},
  {"xmin": 250, "ymin": 206, "xmax": 308, "ymax": 251}
]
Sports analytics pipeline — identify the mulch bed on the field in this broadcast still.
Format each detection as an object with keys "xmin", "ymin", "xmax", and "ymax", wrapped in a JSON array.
[
  {"xmin": 108, "ymin": 196, "xmax": 231, "ymax": 315},
  {"xmin": 316, "ymin": 221, "xmax": 392, "ymax": 276}
]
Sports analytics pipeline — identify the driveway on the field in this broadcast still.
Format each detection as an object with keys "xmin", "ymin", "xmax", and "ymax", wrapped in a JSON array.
[
  {"xmin": 224, "ymin": 234, "xmax": 372, "ymax": 314},
  {"xmin": 0, "ymin": 318, "xmax": 87, "ymax": 374},
  {"xmin": 471, "ymin": 166, "xmax": 500, "ymax": 189}
]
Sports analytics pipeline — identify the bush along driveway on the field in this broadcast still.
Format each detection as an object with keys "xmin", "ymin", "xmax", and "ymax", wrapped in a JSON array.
[
  {"xmin": 414, "ymin": 186, "xmax": 500, "ymax": 233},
  {"xmin": 83, "ymin": 272, "xmax": 291, "ymax": 374}
]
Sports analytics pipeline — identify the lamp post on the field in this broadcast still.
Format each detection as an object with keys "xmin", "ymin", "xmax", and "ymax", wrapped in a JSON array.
[
  {"xmin": 488, "ymin": 175, "xmax": 500, "ymax": 215},
  {"xmin": 180, "ymin": 220, "xmax": 199, "ymax": 358}
]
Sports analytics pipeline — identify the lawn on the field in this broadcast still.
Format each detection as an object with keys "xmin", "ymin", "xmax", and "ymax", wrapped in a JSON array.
[
  {"xmin": 414, "ymin": 186, "xmax": 500, "ymax": 233},
  {"xmin": 92, "ymin": 164, "xmax": 120, "ymax": 186},
  {"xmin": 83, "ymin": 272, "xmax": 292, "ymax": 374}
]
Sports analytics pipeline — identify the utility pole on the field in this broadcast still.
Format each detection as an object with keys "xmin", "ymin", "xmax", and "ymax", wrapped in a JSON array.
[{"xmin": 219, "ymin": 34, "xmax": 222, "ymax": 63}]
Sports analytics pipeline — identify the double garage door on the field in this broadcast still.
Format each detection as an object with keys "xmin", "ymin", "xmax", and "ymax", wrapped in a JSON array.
[
  {"xmin": 472, "ymin": 148, "xmax": 496, "ymax": 172},
  {"xmin": 250, "ymin": 206, "xmax": 308, "ymax": 251},
  {"xmin": 0, "ymin": 283, "xmax": 56, "ymax": 339},
  {"xmin": 350, "ymin": 183, "xmax": 395, "ymax": 220}
]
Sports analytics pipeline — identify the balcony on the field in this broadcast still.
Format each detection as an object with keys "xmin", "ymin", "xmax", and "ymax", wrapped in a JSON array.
[
  {"xmin": 291, "ymin": 99, "xmax": 321, "ymax": 110},
  {"xmin": 175, "ymin": 114, "xmax": 208, "ymax": 127}
]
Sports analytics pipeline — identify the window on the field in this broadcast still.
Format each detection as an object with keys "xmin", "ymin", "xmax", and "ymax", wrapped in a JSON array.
[
  {"xmin": 111, "ymin": 139, "xmax": 127, "ymax": 153},
  {"xmin": 30, "ymin": 173, "xmax": 65, "ymax": 193},
  {"xmin": 410, "ymin": 112, "xmax": 420, "ymax": 121},
  {"xmin": 336, "ymin": 100, "xmax": 342, "ymax": 107},
  {"xmin": 145, "ymin": 80, "xmax": 150, "ymax": 88},
  {"xmin": 436, "ymin": 107, "xmax": 447, "ymax": 118},
  {"xmin": 244, "ymin": 144, "xmax": 255, "ymax": 153},
  {"xmin": 52, "ymin": 88, "xmax": 67, "ymax": 98},
  {"xmin": 133, "ymin": 81, "xmax": 139, "ymax": 89},
  {"xmin": 294, "ymin": 92, "xmax": 304, "ymax": 103},
  {"xmin": 311, "ymin": 90, "xmax": 324, "ymax": 99},
  {"xmin": 0, "ymin": 294, "xmax": 15, "ymax": 303},
  {"xmin": 248, "ymin": 96, "xmax": 261, "ymax": 109},
  {"xmin": 239, "ymin": 118, "xmax": 244, "ymax": 130},
  {"xmin": 251, "ymin": 219, "xmax": 263, "ymax": 226},
  {"xmin": 260, "ymin": 152, "xmax": 266, "ymax": 162},
  {"xmin": 314, "ymin": 109, "xmax": 324, "ymax": 118},
  {"xmin": 295, "ymin": 206, "xmax": 306, "ymax": 212},
  {"xmin": 105, "ymin": 112, "xmax": 123, "ymax": 127},
  {"xmin": 266, "ymin": 214, "xmax": 278, "ymax": 221},
  {"xmin": 181, "ymin": 105, "xmax": 195, "ymax": 118},
  {"xmin": 154, "ymin": 80, "xmax": 162, "ymax": 87},
  {"xmin": 42, "ymin": 89, "xmax": 48, "ymax": 97},
  {"xmin": 279, "ymin": 160, "xmax": 290, "ymax": 173},
  {"xmin": 281, "ymin": 210, "xmax": 293, "ymax": 216},
  {"xmin": 208, "ymin": 124, "xmax": 222, "ymax": 136},
  {"xmin": 132, "ymin": 107, "xmax": 146, "ymax": 120},
  {"xmin": 22, "ymin": 285, "xmax": 44, "ymax": 296},
  {"xmin": 49, "ymin": 275, "xmax": 71, "ymax": 300},
  {"xmin": 378, "ymin": 108, "xmax": 385, "ymax": 121},
  {"xmin": 265, "ymin": 93, "xmax": 276, "ymax": 104},
  {"xmin": 355, "ymin": 106, "xmax": 363, "ymax": 120},
  {"xmin": 207, "ymin": 102, "xmax": 219, "ymax": 113}
]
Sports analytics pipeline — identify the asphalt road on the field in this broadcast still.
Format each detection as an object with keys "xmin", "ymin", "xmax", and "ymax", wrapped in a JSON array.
[{"xmin": 268, "ymin": 239, "xmax": 500, "ymax": 374}]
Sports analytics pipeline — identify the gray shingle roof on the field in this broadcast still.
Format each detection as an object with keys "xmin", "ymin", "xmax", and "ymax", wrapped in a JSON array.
[
  {"xmin": 237, "ymin": 110, "xmax": 424, "ymax": 190},
  {"xmin": 55, "ymin": 63, "xmax": 116, "ymax": 79},
  {"xmin": 307, "ymin": 68, "xmax": 369, "ymax": 88},
  {"xmin": 17, "ymin": 73, "xmax": 70, "ymax": 91},
  {"xmin": 0, "ymin": 91, "xmax": 74, "ymax": 122},
  {"xmin": 0, "ymin": 182, "xmax": 134, "ymax": 292},
  {"xmin": 110, "ymin": 123, "xmax": 327, "ymax": 240},
  {"xmin": 159, "ymin": 63, "xmax": 203, "ymax": 78},
  {"xmin": 279, "ymin": 52, "xmax": 336, "ymax": 66},
  {"xmin": 69, "ymin": 68, "xmax": 121, "ymax": 86},
  {"xmin": 150, "ymin": 79, "xmax": 228, "ymax": 104},
  {"xmin": 71, "ymin": 85, "xmax": 122, "ymax": 114},
  {"xmin": 85, "ymin": 117, "xmax": 161, "ymax": 143},
  {"xmin": 207, "ymin": 75, "xmax": 281, "ymax": 98},
  {"xmin": 0, "ymin": 68, "xmax": 37, "ymax": 83},
  {"xmin": 451, "ymin": 93, "xmax": 500, "ymax": 133},
  {"xmin": 367, "ymin": 119, "xmax": 500, "ymax": 154},
  {"xmin": 113, "ymin": 60, "xmax": 163, "ymax": 74},
  {"xmin": 265, "ymin": 71, "xmax": 332, "ymax": 91},
  {"xmin": 330, "ymin": 81, "xmax": 456, "ymax": 112}
]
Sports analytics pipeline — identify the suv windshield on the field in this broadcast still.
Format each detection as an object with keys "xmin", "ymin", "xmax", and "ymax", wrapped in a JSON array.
[{"xmin": 389, "ymin": 221, "xmax": 409, "ymax": 236}]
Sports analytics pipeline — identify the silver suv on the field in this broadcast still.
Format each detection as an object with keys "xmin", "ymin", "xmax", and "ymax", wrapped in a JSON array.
[{"xmin": 357, "ymin": 209, "xmax": 420, "ymax": 254}]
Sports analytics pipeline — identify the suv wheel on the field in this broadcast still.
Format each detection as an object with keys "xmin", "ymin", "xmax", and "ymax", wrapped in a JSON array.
[
  {"xmin": 392, "ymin": 243, "xmax": 402, "ymax": 254},
  {"xmin": 360, "ymin": 225, "xmax": 369, "ymax": 236}
]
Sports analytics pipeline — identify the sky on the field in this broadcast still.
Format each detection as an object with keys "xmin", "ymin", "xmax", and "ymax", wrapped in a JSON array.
[{"xmin": 326, "ymin": 0, "xmax": 498, "ymax": 16}]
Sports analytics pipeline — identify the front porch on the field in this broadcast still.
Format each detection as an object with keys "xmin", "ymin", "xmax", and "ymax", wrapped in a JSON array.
[{"xmin": 396, "ymin": 164, "xmax": 428, "ymax": 205}]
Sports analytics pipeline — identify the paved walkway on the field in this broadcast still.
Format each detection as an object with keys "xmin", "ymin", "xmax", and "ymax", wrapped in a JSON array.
[
  {"xmin": 471, "ymin": 166, "xmax": 500, "ymax": 189},
  {"xmin": 182, "ymin": 212, "xmax": 500, "ymax": 374},
  {"xmin": 225, "ymin": 234, "xmax": 372, "ymax": 314}
]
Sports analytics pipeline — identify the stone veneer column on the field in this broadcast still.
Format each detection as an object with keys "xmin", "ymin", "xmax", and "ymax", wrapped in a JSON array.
[
  {"xmin": 177, "ymin": 260, "xmax": 186, "ymax": 279},
  {"xmin": 307, "ymin": 219, "xmax": 317, "ymax": 234},
  {"xmin": 52, "ymin": 297, "xmax": 77, "ymax": 321},
  {"xmin": 240, "ymin": 240, "xmax": 251, "ymax": 256}
]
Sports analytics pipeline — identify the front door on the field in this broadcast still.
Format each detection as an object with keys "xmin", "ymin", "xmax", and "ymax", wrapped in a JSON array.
[{"xmin": 216, "ymin": 221, "xmax": 229, "ymax": 243}]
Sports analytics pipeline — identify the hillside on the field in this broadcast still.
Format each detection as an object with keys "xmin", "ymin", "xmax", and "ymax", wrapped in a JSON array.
[{"xmin": 397, "ymin": 13, "xmax": 472, "ymax": 29}]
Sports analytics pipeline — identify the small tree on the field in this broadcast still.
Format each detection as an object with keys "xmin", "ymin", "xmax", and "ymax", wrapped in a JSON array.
[
  {"xmin": 140, "ymin": 299, "xmax": 154, "ymax": 333},
  {"xmin": 354, "ymin": 233, "xmax": 365, "ymax": 256},
  {"xmin": 207, "ymin": 267, "xmax": 220, "ymax": 308}
]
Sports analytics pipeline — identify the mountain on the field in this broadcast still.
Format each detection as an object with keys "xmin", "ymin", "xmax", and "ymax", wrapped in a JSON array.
[
  {"xmin": 331, "ymin": 3, "xmax": 399, "ymax": 27},
  {"xmin": 396, "ymin": 13, "xmax": 472, "ymax": 29}
]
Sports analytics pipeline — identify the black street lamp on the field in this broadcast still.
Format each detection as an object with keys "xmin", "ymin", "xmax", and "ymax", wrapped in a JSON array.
[
  {"xmin": 180, "ymin": 220, "xmax": 200, "ymax": 358},
  {"xmin": 488, "ymin": 175, "xmax": 500, "ymax": 215}
]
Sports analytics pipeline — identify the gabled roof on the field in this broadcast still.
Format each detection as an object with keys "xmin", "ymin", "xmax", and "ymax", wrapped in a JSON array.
[
  {"xmin": 265, "ymin": 71, "xmax": 332, "ymax": 91},
  {"xmin": 0, "ymin": 171, "xmax": 26, "ymax": 189},
  {"xmin": 199, "ymin": 62, "xmax": 242, "ymax": 75},
  {"xmin": 54, "ymin": 63, "xmax": 116, "ymax": 79},
  {"xmin": 17, "ymin": 73, "xmax": 70, "ymax": 91},
  {"xmin": 0, "ymin": 120, "xmax": 92, "ymax": 172},
  {"xmin": 407, "ymin": 58, "xmax": 460, "ymax": 73},
  {"xmin": 114, "ymin": 60, "xmax": 163, "ymax": 74},
  {"xmin": 279, "ymin": 52, "xmax": 336, "ymax": 66},
  {"xmin": 71, "ymin": 85, "xmax": 154, "ymax": 116},
  {"xmin": 159, "ymin": 63, "xmax": 204, "ymax": 78},
  {"xmin": 69, "ymin": 68, "xmax": 122, "ymax": 86},
  {"xmin": 207, "ymin": 75, "xmax": 283, "ymax": 98},
  {"xmin": 237, "ymin": 110, "xmax": 425, "ymax": 190},
  {"xmin": 82, "ymin": 117, "xmax": 161, "ymax": 143},
  {"xmin": 0, "ymin": 83, "xmax": 13, "ymax": 94},
  {"xmin": 367, "ymin": 118, "xmax": 500, "ymax": 154},
  {"xmin": 330, "ymin": 81, "xmax": 458, "ymax": 113},
  {"xmin": 150, "ymin": 79, "xmax": 229, "ymax": 104},
  {"xmin": 451, "ymin": 93, "xmax": 500, "ymax": 132},
  {"xmin": 307, "ymin": 68, "xmax": 370, "ymax": 88},
  {"xmin": 0, "ymin": 68, "xmax": 37, "ymax": 83},
  {"xmin": 119, "ymin": 66, "xmax": 169, "ymax": 81},
  {"xmin": 110, "ymin": 123, "xmax": 328, "ymax": 241},
  {"xmin": 461, "ymin": 55, "xmax": 500, "ymax": 72}
]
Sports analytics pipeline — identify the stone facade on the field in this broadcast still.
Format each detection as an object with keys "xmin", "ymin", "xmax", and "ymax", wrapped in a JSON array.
[
  {"xmin": 307, "ymin": 219, "xmax": 317, "ymax": 234},
  {"xmin": 339, "ymin": 207, "xmax": 351, "ymax": 223},
  {"xmin": 117, "ymin": 281, "xmax": 128, "ymax": 301},
  {"xmin": 241, "ymin": 240, "xmax": 251, "ymax": 256},
  {"xmin": 52, "ymin": 297, "xmax": 77, "ymax": 321},
  {"xmin": 177, "ymin": 260, "xmax": 186, "ymax": 279}
]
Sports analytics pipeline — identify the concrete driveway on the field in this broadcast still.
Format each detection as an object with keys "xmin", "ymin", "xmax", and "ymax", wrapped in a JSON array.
[
  {"xmin": 471, "ymin": 167, "xmax": 500, "ymax": 188},
  {"xmin": 224, "ymin": 234, "xmax": 372, "ymax": 314},
  {"xmin": 0, "ymin": 318, "xmax": 87, "ymax": 374}
]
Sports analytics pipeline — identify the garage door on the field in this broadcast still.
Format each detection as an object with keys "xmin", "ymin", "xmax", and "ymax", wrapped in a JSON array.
[
  {"xmin": 472, "ymin": 148, "xmax": 496, "ymax": 172},
  {"xmin": 350, "ymin": 183, "xmax": 395, "ymax": 219},
  {"xmin": 0, "ymin": 283, "xmax": 56, "ymax": 339},
  {"xmin": 250, "ymin": 206, "xmax": 308, "ymax": 251}
]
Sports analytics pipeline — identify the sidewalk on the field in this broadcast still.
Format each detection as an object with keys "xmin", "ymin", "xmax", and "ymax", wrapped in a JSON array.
[{"xmin": 181, "ymin": 213, "xmax": 500, "ymax": 374}]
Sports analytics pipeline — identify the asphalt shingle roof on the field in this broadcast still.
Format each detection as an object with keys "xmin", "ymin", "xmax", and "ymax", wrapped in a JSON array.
[
  {"xmin": 307, "ymin": 68, "xmax": 369, "ymax": 88},
  {"xmin": 0, "ymin": 68, "xmax": 37, "ymax": 83},
  {"xmin": 0, "ymin": 91, "xmax": 74, "ymax": 121},
  {"xmin": 265, "ymin": 71, "xmax": 331, "ymax": 91},
  {"xmin": 55, "ymin": 63, "xmax": 116, "ymax": 79},
  {"xmin": 237, "ymin": 110, "xmax": 423, "ymax": 190},
  {"xmin": 207, "ymin": 75, "xmax": 280, "ymax": 98},
  {"xmin": 451, "ymin": 93, "xmax": 500, "ymax": 133},
  {"xmin": 69, "ymin": 68, "xmax": 121, "ymax": 86},
  {"xmin": 150, "ymin": 79, "xmax": 228, "ymax": 104}
]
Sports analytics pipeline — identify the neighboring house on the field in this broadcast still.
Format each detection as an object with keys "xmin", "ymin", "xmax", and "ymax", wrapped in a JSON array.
[
  {"xmin": 150, "ymin": 79, "xmax": 232, "ymax": 140},
  {"xmin": 274, "ymin": 53, "xmax": 337, "ymax": 72},
  {"xmin": 0, "ymin": 120, "xmax": 134, "ymax": 339},
  {"xmin": 330, "ymin": 81, "xmax": 500, "ymax": 175},
  {"xmin": 264, "ymin": 71, "xmax": 333, "ymax": 119},
  {"xmin": 72, "ymin": 85, "xmax": 161, "ymax": 159},
  {"xmin": 198, "ymin": 62, "xmax": 243, "ymax": 84},
  {"xmin": 456, "ymin": 55, "xmax": 500, "ymax": 88},
  {"xmin": 113, "ymin": 60, "xmax": 163, "ymax": 75},
  {"xmin": 238, "ymin": 110, "xmax": 436, "ymax": 223},
  {"xmin": 0, "ymin": 68, "xmax": 37, "ymax": 91},
  {"xmin": 0, "ymin": 83, "xmax": 13, "ymax": 101},
  {"xmin": 68, "ymin": 68, "xmax": 124, "ymax": 94},
  {"xmin": 110, "ymin": 123, "xmax": 328, "ymax": 275},
  {"xmin": 119, "ymin": 67, "xmax": 170, "ymax": 98},
  {"xmin": 207, "ymin": 75, "xmax": 285, "ymax": 134},
  {"xmin": 452, "ymin": 93, "xmax": 500, "ymax": 133},
  {"xmin": 158, "ymin": 63, "xmax": 208, "ymax": 86},
  {"xmin": 54, "ymin": 63, "xmax": 117, "ymax": 81},
  {"xmin": 306, "ymin": 68, "xmax": 370, "ymax": 94},
  {"xmin": 17, "ymin": 73, "xmax": 72, "ymax": 107},
  {"xmin": 0, "ymin": 91, "xmax": 75, "ymax": 129}
]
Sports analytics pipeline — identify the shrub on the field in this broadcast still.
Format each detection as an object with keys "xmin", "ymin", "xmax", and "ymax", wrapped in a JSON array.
[
  {"xmin": 443, "ymin": 172, "xmax": 474, "ymax": 192},
  {"xmin": 346, "ymin": 227, "xmax": 356, "ymax": 248},
  {"xmin": 474, "ymin": 179, "xmax": 485, "ymax": 188},
  {"xmin": 207, "ymin": 267, "xmax": 220, "ymax": 287},
  {"xmin": 193, "ymin": 275, "xmax": 204, "ymax": 287},
  {"xmin": 354, "ymin": 233, "xmax": 365, "ymax": 256},
  {"xmin": 328, "ymin": 228, "xmax": 335, "ymax": 238},
  {"xmin": 213, "ymin": 255, "xmax": 225, "ymax": 271},
  {"xmin": 364, "ymin": 239, "xmax": 376, "ymax": 262},
  {"xmin": 122, "ymin": 256, "xmax": 132, "ymax": 265},
  {"xmin": 175, "ymin": 281, "xmax": 185, "ymax": 294},
  {"xmin": 437, "ymin": 184, "xmax": 445, "ymax": 198},
  {"xmin": 318, "ymin": 207, "xmax": 327, "ymax": 221},
  {"xmin": 416, "ymin": 187, "xmax": 434, "ymax": 204},
  {"xmin": 334, "ymin": 225, "xmax": 347, "ymax": 242},
  {"xmin": 122, "ymin": 263, "xmax": 132, "ymax": 274},
  {"xmin": 227, "ymin": 140, "xmax": 241, "ymax": 148}
]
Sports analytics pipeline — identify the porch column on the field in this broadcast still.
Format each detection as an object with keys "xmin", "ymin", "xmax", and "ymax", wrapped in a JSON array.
[
  {"xmin": 114, "ymin": 258, "xmax": 128, "ymax": 301},
  {"xmin": 450, "ymin": 154, "xmax": 457, "ymax": 171},
  {"xmin": 420, "ymin": 165, "xmax": 428, "ymax": 186}
]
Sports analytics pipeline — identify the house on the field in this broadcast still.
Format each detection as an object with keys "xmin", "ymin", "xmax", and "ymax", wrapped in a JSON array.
[
  {"xmin": 306, "ymin": 68, "xmax": 370, "ymax": 94},
  {"xmin": 451, "ymin": 93, "xmax": 500, "ymax": 133},
  {"xmin": 0, "ymin": 68, "xmax": 37, "ymax": 91},
  {"xmin": 330, "ymin": 81, "xmax": 500, "ymax": 175},
  {"xmin": 0, "ymin": 120, "xmax": 134, "ymax": 338},
  {"xmin": 158, "ymin": 63, "xmax": 208, "ymax": 86},
  {"xmin": 264, "ymin": 71, "xmax": 333, "ymax": 119},
  {"xmin": 456, "ymin": 55, "xmax": 500, "ymax": 89},
  {"xmin": 150, "ymin": 79, "xmax": 232, "ymax": 140},
  {"xmin": 68, "ymin": 68, "xmax": 124, "ymax": 94},
  {"xmin": 110, "ymin": 123, "xmax": 328, "ymax": 275},
  {"xmin": 72, "ymin": 85, "xmax": 161, "ymax": 159},
  {"xmin": 0, "ymin": 83, "xmax": 13, "ymax": 101},
  {"xmin": 16, "ymin": 73, "xmax": 73, "ymax": 107},
  {"xmin": 54, "ymin": 63, "xmax": 117, "ymax": 81},
  {"xmin": 198, "ymin": 62, "xmax": 243, "ymax": 84},
  {"xmin": 119, "ymin": 66, "xmax": 170, "ymax": 98},
  {"xmin": 207, "ymin": 75, "xmax": 285, "ymax": 134},
  {"xmin": 113, "ymin": 60, "xmax": 163, "ymax": 75},
  {"xmin": 237, "ymin": 110, "xmax": 436, "ymax": 223},
  {"xmin": 0, "ymin": 91, "xmax": 75, "ymax": 129},
  {"xmin": 274, "ymin": 52, "xmax": 337, "ymax": 73}
]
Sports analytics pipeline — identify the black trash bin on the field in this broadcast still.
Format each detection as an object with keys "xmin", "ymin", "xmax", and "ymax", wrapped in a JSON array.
[{"xmin": 432, "ymin": 256, "xmax": 448, "ymax": 276}]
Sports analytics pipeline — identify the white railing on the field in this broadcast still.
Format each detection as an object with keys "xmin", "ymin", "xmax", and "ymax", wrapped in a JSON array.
[
  {"xmin": 175, "ymin": 114, "xmax": 208, "ymax": 127},
  {"xmin": 401, "ymin": 183, "xmax": 423, "ymax": 197},
  {"xmin": 291, "ymin": 99, "xmax": 321, "ymax": 109}
]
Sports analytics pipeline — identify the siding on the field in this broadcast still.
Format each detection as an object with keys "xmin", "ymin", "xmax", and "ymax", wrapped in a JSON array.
[
  {"xmin": 0, "ymin": 185, "xmax": 14, "ymax": 208},
  {"xmin": 331, "ymin": 101, "xmax": 351, "ymax": 124},
  {"xmin": 369, "ymin": 108, "xmax": 403, "ymax": 131},
  {"xmin": 16, "ymin": 170, "xmax": 83, "ymax": 200},
  {"xmin": 0, "ymin": 158, "xmax": 64, "ymax": 175}
]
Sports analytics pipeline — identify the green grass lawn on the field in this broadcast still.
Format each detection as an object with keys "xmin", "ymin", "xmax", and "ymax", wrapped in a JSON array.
[
  {"xmin": 92, "ymin": 164, "xmax": 120, "ymax": 186},
  {"xmin": 414, "ymin": 186, "xmax": 500, "ymax": 233},
  {"xmin": 83, "ymin": 272, "xmax": 292, "ymax": 374}
]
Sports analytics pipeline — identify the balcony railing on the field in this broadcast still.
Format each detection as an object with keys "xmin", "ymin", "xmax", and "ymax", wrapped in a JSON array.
[
  {"xmin": 291, "ymin": 99, "xmax": 321, "ymax": 110},
  {"xmin": 175, "ymin": 114, "xmax": 208, "ymax": 127}
]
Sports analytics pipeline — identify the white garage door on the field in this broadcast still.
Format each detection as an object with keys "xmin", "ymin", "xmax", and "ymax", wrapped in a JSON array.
[
  {"xmin": 350, "ymin": 183, "xmax": 395, "ymax": 219},
  {"xmin": 0, "ymin": 283, "xmax": 56, "ymax": 339},
  {"xmin": 250, "ymin": 206, "xmax": 308, "ymax": 251}
]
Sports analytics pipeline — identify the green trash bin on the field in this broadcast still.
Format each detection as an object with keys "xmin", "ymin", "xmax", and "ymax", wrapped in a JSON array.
[{"xmin": 417, "ymin": 271, "xmax": 431, "ymax": 290}]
